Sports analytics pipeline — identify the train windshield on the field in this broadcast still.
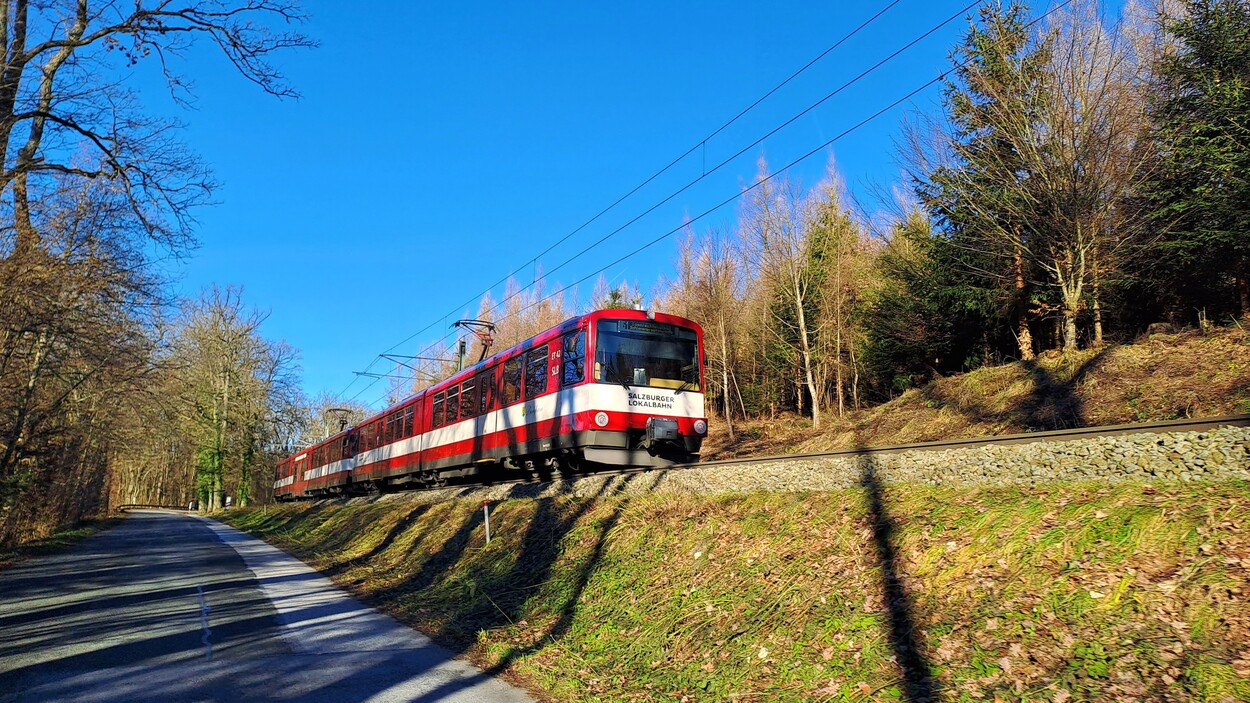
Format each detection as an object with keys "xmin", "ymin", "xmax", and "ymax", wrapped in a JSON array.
[{"xmin": 595, "ymin": 319, "xmax": 700, "ymax": 391}]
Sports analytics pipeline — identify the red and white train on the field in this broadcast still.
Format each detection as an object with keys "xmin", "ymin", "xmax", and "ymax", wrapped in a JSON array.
[{"xmin": 274, "ymin": 309, "xmax": 707, "ymax": 499}]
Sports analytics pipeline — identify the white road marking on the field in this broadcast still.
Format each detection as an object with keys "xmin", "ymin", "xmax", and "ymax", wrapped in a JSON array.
[{"xmin": 195, "ymin": 585, "xmax": 213, "ymax": 660}]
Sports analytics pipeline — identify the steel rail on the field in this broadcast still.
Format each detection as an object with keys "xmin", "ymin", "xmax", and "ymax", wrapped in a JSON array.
[
  {"xmin": 309, "ymin": 415, "xmax": 1250, "ymax": 501},
  {"xmin": 682, "ymin": 414, "xmax": 1250, "ymax": 470}
]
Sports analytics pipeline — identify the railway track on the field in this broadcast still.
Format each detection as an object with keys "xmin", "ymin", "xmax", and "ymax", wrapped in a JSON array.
[
  {"xmin": 377, "ymin": 414, "xmax": 1250, "ymax": 500},
  {"xmin": 687, "ymin": 414, "xmax": 1250, "ymax": 469}
]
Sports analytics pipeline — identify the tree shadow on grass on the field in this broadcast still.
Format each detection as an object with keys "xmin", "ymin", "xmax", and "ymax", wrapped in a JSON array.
[
  {"xmin": 323, "ymin": 502, "xmax": 434, "ymax": 579},
  {"xmin": 391, "ymin": 470, "xmax": 665, "ymax": 702},
  {"xmin": 858, "ymin": 450, "xmax": 942, "ymax": 703},
  {"xmin": 920, "ymin": 347, "xmax": 1114, "ymax": 433}
]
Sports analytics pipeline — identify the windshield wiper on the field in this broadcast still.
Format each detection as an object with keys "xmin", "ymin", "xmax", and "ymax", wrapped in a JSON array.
[
  {"xmin": 603, "ymin": 361, "xmax": 631, "ymax": 390},
  {"xmin": 674, "ymin": 379, "xmax": 695, "ymax": 395}
]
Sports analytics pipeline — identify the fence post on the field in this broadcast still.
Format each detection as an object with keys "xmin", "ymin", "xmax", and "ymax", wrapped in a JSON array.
[{"xmin": 483, "ymin": 501, "xmax": 492, "ymax": 544}]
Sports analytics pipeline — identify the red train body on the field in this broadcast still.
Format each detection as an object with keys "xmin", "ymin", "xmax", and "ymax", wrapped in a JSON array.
[{"xmin": 275, "ymin": 309, "xmax": 706, "ymax": 499}]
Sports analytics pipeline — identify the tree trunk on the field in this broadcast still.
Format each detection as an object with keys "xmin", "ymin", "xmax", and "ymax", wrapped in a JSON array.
[
  {"xmin": 850, "ymin": 342, "xmax": 861, "ymax": 410},
  {"xmin": 732, "ymin": 370, "xmax": 748, "ymax": 420},
  {"xmin": 794, "ymin": 285, "xmax": 821, "ymax": 429},
  {"xmin": 834, "ymin": 325, "xmax": 845, "ymax": 418},
  {"xmin": 834, "ymin": 353, "xmax": 845, "ymax": 418},
  {"xmin": 1237, "ymin": 257, "xmax": 1250, "ymax": 320},
  {"xmin": 1014, "ymin": 243, "xmax": 1035, "ymax": 361},
  {"xmin": 1092, "ymin": 243, "xmax": 1104, "ymax": 346},
  {"xmin": 1092, "ymin": 270, "xmax": 1104, "ymax": 346},
  {"xmin": 718, "ymin": 314, "xmax": 733, "ymax": 439}
]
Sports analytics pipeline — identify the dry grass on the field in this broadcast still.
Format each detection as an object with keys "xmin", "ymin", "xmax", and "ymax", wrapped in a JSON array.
[
  {"xmin": 0, "ymin": 517, "xmax": 118, "ymax": 569},
  {"xmin": 703, "ymin": 327, "xmax": 1250, "ymax": 460}
]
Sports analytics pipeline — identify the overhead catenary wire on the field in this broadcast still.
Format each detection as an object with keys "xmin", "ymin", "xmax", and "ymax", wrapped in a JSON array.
[
  {"xmin": 336, "ymin": 1, "xmax": 903, "ymax": 399},
  {"xmin": 357, "ymin": 0, "xmax": 990, "ymax": 407},
  {"xmin": 362, "ymin": 0, "xmax": 1075, "ymax": 410}
]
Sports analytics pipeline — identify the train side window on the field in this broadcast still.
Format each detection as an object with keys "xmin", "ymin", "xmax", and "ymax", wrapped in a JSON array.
[
  {"xmin": 403, "ymin": 405, "xmax": 414, "ymax": 437},
  {"xmin": 460, "ymin": 377, "xmax": 477, "ymax": 419},
  {"xmin": 525, "ymin": 344, "xmax": 549, "ymax": 398},
  {"xmin": 477, "ymin": 370, "xmax": 493, "ymax": 414},
  {"xmin": 561, "ymin": 330, "xmax": 585, "ymax": 387},
  {"xmin": 432, "ymin": 392, "xmax": 445, "ymax": 428},
  {"xmin": 502, "ymin": 358, "xmax": 522, "ymax": 405},
  {"xmin": 446, "ymin": 385, "xmax": 460, "ymax": 424}
]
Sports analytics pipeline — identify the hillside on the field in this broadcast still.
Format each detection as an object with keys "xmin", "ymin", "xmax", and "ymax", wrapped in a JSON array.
[
  {"xmin": 213, "ymin": 329, "xmax": 1250, "ymax": 702},
  {"xmin": 223, "ymin": 480, "xmax": 1250, "ymax": 702},
  {"xmin": 702, "ymin": 327, "xmax": 1250, "ymax": 460}
]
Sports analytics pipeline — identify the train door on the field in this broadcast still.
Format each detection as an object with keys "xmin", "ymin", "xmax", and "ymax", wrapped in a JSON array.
[{"xmin": 473, "ymin": 368, "xmax": 497, "ymax": 458}]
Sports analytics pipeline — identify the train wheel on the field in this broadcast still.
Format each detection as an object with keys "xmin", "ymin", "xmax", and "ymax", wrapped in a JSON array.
[{"xmin": 556, "ymin": 453, "xmax": 581, "ymax": 478}]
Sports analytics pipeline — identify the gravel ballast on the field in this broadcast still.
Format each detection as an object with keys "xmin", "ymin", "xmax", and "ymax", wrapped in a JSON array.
[{"xmin": 357, "ymin": 424, "xmax": 1250, "ymax": 506}]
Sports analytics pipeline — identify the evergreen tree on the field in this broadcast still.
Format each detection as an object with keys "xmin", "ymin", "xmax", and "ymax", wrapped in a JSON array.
[
  {"xmin": 863, "ymin": 210, "xmax": 1004, "ymax": 396},
  {"xmin": 1142, "ymin": 0, "xmax": 1250, "ymax": 320},
  {"xmin": 918, "ymin": 1, "xmax": 1053, "ymax": 360}
]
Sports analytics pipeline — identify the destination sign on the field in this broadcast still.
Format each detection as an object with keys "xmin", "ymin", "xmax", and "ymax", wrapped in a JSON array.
[{"xmin": 620, "ymin": 320, "xmax": 676, "ymax": 336}]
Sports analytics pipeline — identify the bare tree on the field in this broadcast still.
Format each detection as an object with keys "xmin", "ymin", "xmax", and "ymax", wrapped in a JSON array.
[
  {"xmin": 476, "ymin": 273, "xmax": 573, "ymax": 353},
  {"xmin": 738, "ymin": 159, "xmax": 825, "ymax": 428},
  {"xmin": 589, "ymin": 273, "xmax": 642, "ymax": 310},
  {"xmin": 806, "ymin": 163, "xmax": 874, "ymax": 416},
  {"xmin": 1, "ymin": 0, "xmax": 312, "ymax": 255},
  {"xmin": 666, "ymin": 226, "xmax": 742, "ymax": 437},
  {"xmin": 0, "ymin": 175, "xmax": 160, "ymax": 541},
  {"xmin": 302, "ymin": 392, "xmax": 370, "ymax": 444},
  {"xmin": 1027, "ymin": 0, "xmax": 1152, "ymax": 349},
  {"xmin": 170, "ymin": 286, "xmax": 296, "ymax": 509}
]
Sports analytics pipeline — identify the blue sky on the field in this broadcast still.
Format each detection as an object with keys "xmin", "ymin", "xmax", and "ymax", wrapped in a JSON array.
[{"xmin": 140, "ymin": 0, "xmax": 1033, "ymax": 408}]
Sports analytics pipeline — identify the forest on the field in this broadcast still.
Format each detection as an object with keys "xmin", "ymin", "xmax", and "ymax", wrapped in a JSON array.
[{"xmin": 0, "ymin": 0, "xmax": 1246, "ymax": 545}]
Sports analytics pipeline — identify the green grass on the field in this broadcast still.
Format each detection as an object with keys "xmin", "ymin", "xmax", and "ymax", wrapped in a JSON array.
[{"xmin": 224, "ymin": 480, "xmax": 1250, "ymax": 702}]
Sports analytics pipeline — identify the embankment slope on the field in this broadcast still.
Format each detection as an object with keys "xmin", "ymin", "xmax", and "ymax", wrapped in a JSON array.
[{"xmin": 224, "ymin": 478, "xmax": 1250, "ymax": 702}]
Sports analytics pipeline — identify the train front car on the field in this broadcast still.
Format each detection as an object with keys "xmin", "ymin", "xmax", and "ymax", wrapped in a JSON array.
[{"xmin": 574, "ymin": 310, "xmax": 706, "ymax": 467}]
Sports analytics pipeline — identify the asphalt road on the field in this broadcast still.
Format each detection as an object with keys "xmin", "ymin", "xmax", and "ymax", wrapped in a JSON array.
[{"xmin": 0, "ymin": 510, "xmax": 534, "ymax": 703}]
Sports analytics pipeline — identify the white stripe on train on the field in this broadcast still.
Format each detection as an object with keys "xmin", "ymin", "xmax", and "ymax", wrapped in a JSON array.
[
  {"xmin": 351, "ymin": 385, "xmax": 702, "ymax": 469},
  {"xmin": 295, "ymin": 385, "xmax": 704, "ymax": 484}
]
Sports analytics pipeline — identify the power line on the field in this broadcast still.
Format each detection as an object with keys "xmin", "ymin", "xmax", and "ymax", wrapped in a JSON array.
[
  {"xmin": 362, "ymin": 0, "xmax": 1077, "ymax": 410},
  {"xmin": 336, "ymin": 1, "xmax": 902, "ymax": 399},
  {"xmin": 486, "ymin": 0, "xmax": 984, "ymax": 301},
  {"xmin": 364, "ymin": 0, "xmax": 984, "ymax": 397}
]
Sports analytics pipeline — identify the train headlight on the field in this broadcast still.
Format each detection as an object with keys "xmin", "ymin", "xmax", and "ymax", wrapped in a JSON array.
[
  {"xmin": 594, "ymin": 411, "xmax": 610, "ymax": 427},
  {"xmin": 694, "ymin": 419, "xmax": 707, "ymax": 435}
]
